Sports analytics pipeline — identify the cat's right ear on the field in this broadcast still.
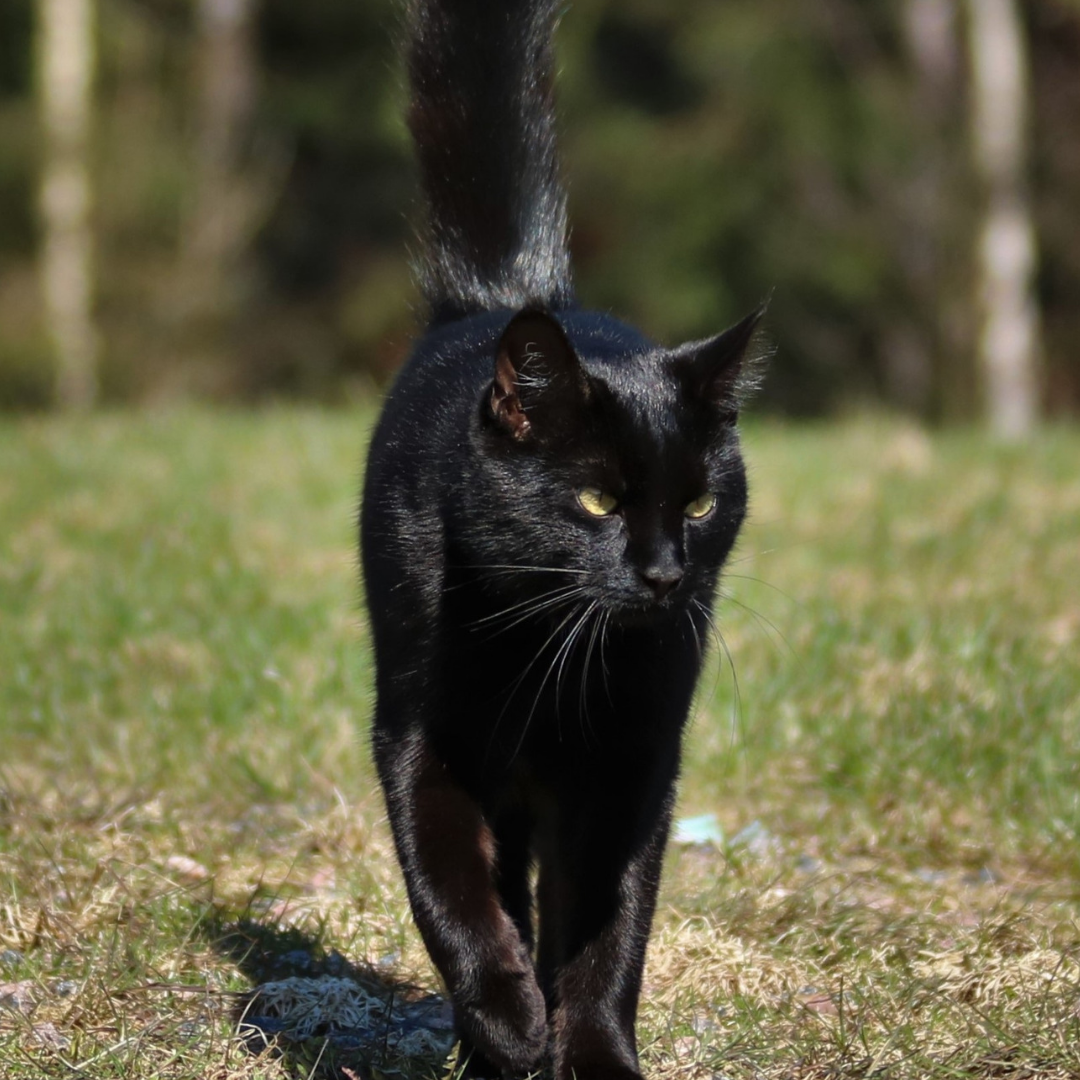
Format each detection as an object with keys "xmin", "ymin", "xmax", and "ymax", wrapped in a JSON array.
[{"xmin": 489, "ymin": 309, "xmax": 590, "ymax": 442}]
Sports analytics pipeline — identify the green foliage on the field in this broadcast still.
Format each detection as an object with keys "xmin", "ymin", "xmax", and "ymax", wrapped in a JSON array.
[
  {"xmin": 688, "ymin": 421, "xmax": 1080, "ymax": 873},
  {"xmin": 0, "ymin": 0, "xmax": 33, "ymax": 98},
  {"xmin": 562, "ymin": 0, "xmax": 925, "ymax": 413},
  {"xmin": 250, "ymin": 0, "xmax": 416, "ymax": 391},
  {"xmin": 1, "ymin": 0, "xmax": 1078, "ymax": 412}
]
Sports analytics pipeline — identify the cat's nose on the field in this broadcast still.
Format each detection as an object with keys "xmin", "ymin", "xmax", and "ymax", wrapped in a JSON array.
[{"xmin": 640, "ymin": 564, "xmax": 683, "ymax": 601}]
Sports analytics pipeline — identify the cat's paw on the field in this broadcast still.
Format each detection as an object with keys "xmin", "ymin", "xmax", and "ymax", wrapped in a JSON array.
[
  {"xmin": 559, "ymin": 1063, "xmax": 643, "ymax": 1080},
  {"xmin": 455, "ymin": 1042, "xmax": 507, "ymax": 1080},
  {"xmin": 455, "ymin": 965, "xmax": 548, "ymax": 1074}
]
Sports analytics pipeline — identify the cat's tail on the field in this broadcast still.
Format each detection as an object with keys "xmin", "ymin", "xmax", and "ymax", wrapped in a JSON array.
[{"xmin": 407, "ymin": 0, "xmax": 573, "ymax": 321}]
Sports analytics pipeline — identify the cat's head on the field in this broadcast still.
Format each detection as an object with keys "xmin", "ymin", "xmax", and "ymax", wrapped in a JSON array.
[{"xmin": 466, "ymin": 306, "xmax": 764, "ymax": 623}]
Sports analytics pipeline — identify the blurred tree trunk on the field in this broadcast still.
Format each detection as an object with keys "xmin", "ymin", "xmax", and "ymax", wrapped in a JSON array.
[
  {"xmin": 894, "ymin": 0, "xmax": 960, "ymax": 418},
  {"xmin": 965, "ymin": 0, "xmax": 1042, "ymax": 438},
  {"xmin": 38, "ymin": 0, "xmax": 98, "ymax": 410},
  {"xmin": 187, "ymin": 0, "xmax": 257, "ymax": 275},
  {"xmin": 171, "ymin": 0, "xmax": 261, "ymax": 395}
]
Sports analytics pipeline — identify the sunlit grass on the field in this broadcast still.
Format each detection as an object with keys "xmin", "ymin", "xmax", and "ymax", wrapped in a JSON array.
[
  {"xmin": 685, "ymin": 422, "xmax": 1080, "ymax": 881},
  {"xmin": 1, "ymin": 409, "xmax": 1078, "ymax": 1078}
]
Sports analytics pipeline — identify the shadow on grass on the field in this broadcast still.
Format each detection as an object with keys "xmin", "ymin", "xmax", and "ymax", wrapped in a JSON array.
[{"xmin": 203, "ymin": 911, "xmax": 456, "ymax": 1080}]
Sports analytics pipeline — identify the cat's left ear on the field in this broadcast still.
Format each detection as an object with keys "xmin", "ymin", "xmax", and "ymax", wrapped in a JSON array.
[
  {"xmin": 670, "ymin": 305, "xmax": 767, "ymax": 421},
  {"xmin": 489, "ymin": 309, "xmax": 591, "ymax": 443}
]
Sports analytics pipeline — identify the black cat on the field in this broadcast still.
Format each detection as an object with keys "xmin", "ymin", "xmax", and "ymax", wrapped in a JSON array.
[{"xmin": 360, "ymin": 2, "xmax": 763, "ymax": 1078}]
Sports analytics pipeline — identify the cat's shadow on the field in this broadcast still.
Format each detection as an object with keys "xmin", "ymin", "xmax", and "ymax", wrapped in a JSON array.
[{"xmin": 204, "ymin": 912, "xmax": 456, "ymax": 1080}]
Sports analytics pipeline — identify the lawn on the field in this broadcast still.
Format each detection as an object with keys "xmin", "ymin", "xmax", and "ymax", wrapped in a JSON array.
[{"xmin": 1, "ymin": 409, "xmax": 1078, "ymax": 1078}]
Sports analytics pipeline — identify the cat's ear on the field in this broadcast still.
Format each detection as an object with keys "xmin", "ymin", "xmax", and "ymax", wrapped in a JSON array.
[
  {"xmin": 670, "ymin": 305, "xmax": 767, "ymax": 421},
  {"xmin": 490, "ymin": 309, "xmax": 590, "ymax": 442}
]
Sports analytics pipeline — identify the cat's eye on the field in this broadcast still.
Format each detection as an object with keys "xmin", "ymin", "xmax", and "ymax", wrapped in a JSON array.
[
  {"xmin": 578, "ymin": 486, "xmax": 618, "ymax": 517},
  {"xmin": 684, "ymin": 493, "xmax": 716, "ymax": 520}
]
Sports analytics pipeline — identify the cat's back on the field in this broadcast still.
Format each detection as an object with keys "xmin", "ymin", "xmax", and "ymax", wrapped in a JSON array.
[
  {"xmin": 366, "ymin": 308, "xmax": 653, "ymax": 481},
  {"xmin": 364, "ymin": 312, "xmax": 506, "ymax": 492}
]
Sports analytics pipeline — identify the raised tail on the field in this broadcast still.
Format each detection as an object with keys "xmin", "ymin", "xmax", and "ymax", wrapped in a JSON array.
[{"xmin": 407, "ymin": 0, "xmax": 573, "ymax": 320}]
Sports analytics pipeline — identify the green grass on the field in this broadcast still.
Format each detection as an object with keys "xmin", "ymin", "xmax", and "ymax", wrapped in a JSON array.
[{"xmin": 1, "ymin": 409, "xmax": 1078, "ymax": 1078}]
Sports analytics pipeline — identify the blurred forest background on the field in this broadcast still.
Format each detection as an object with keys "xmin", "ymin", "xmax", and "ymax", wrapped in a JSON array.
[{"xmin": 1, "ymin": 0, "xmax": 1078, "ymax": 425}]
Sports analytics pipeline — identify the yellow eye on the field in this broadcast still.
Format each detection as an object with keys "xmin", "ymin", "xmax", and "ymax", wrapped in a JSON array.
[
  {"xmin": 578, "ymin": 487, "xmax": 618, "ymax": 517},
  {"xmin": 685, "ymin": 493, "xmax": 716, "ymax": 520}
]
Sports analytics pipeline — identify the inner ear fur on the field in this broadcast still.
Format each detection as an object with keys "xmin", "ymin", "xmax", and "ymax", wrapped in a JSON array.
[
  {"xmin": 490, "ymin": 308, "xmax": 590, "ymax": 441},
  {"xmin": 670, "ymin": 305, "xmax": 767, "ymax": 418}
]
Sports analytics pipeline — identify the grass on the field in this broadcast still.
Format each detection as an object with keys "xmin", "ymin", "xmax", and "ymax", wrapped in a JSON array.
[{"xmin": 1, "ymin": 408, "xmax": 1078, "ymax": 1078}]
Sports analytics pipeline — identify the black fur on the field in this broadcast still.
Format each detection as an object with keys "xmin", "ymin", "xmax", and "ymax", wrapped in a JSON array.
[{"xmin": 360, "ymin": 3, "xmax": 763, "ymax": 1078}]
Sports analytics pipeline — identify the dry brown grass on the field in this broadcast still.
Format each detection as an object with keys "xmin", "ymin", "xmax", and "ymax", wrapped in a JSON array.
[{"xmin": 3, "ymin": 770, "xmax": 1078, "ymax": 1079}]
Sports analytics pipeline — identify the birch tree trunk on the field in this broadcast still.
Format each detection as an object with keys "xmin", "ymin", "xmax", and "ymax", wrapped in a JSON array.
[
  {"xmin": 169, "ymin": 0, "xmax": 262, "ymax": 394},
  {"xmin": 893, "ymin": 0, "xmax": 959, "ymax": 417},
  {"xmin": 965, "ymin": 0, "xmax": 1041, "ymax": 438},
  {"xmin": 38, "ymin": 0, "xmax": 98, "ymax": 410},
  {"xmin": 187, "ymin": 0, "xmax": 258, "ymax": 276}
]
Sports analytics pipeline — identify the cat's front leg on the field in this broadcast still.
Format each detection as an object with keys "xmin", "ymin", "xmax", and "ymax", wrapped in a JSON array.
[
  {"xmin": 376, "ymin": 729, "xmax": 548, "ymax": 1076},
  {"xmin": 539, "ymin": 797, "xmax": 673, "ymax": 1080}
]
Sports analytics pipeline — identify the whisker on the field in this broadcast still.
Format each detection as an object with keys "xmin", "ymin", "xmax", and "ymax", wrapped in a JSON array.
[
  {"xmin": 726, "ymin": 538, "xmax": 808, "ymax": 567},
  {"xmin": 598, "ymin": 609, "xmax": 613, "ymax": 704},
  {"xmin": 475, "ymin": 591, "xmax": 586, "ymax": 643},
  {"xmin": 510, "ymin": 600, "xmax": 591, "ymax": 763},
  {"xmin": 682, "ymin": 606, "xmax": 713, "ymax": 734},
  {"xmin": 480, "ymin": 564, "xmax": 587, "ymax": 573},
  {"xmin": 554, "ymin": 601, "xmax": 597, "ymax": 716},
  {"xmin": 488, "ymin": 604, "xmax": 582, "ymax": 760},
  {"xmin": 469, "ymin": 582, "xmax": 585, "ymax": 628},
  {"xmin": 723, "ymin": 572, "xmax": 802, "ymax": 607},
  {"xmin": 716, "ymin": 588, "xmax": 795, "ymax": 656},
  {"xmin": 456, "ymin": 563, "xmax": 588, "ymax": 578},
  {"xmin": 689, "ymin": 600, "xmax": 724, "ymax": 710},
  {"xmin": 578, "ymin": 607, "xmax": 605, "ymax": 747},
  {"xmin": 549, "ymin": 603, "xmax": 594, "ymax": 745},
  {"xmin": 685, "ymin": 607, "xmax": 704, "ymax": 665},
  {"xmin": 693, "ymin": 598, "xmax": 743, "ymax": 752},
  {"xmin": 442, "ymin": 563, "xmax": 588, "ymax": 594}
]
